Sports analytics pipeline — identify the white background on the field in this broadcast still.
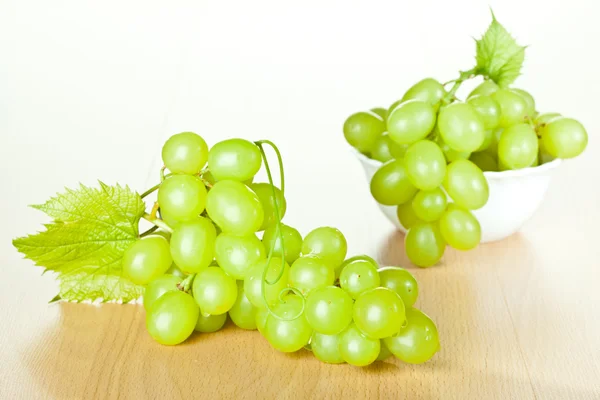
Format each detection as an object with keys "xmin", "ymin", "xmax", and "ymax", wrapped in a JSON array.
[{"xmin": 1, "ymin": 0, "xmax": 598, "ymax": 278}]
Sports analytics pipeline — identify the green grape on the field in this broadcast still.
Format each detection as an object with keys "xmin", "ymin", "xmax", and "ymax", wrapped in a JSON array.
[
  {"xmin": 435, "ymin": 135, "xmax": 471, "ymax": 162},
  {"xmin": 192, "ymin": 267, "xmax": 238, "ymax": 315},
  {"xmin": 123, "ymin": 236, "xmax": 172, "ymax": 285},
  {"xmin": 388, "ymin": 140, "xmax": 410, "ymax": 159},
  {"xmin": 498, "ymin": 123, "xmax": 539, "ymax": 169},
  {"xmin": 467, "ymin": 95, "xmax": 501, "ymax": 130},
  {"xmin": 206, "ymin": 180, "xmax": 264, "ymax": 235},
  {"xmin": 250, "ymin": 183, "xmax": 286, "ymax": 231},
  {"xmin": 262, "ymin": 224, "xmax": 303, "ymax": 264},
  {"xmin": 170, "ymin": 217, "xmax": 216, "ymax": 273},
  {"xmin": 439, "ymin": 203, "xmax": 481, "ymax": 250},
  {"xmin": 305, "ymin": 286, "xmax": 353, "ymax": 335},
  {"xmin": 511, "ymin": 88, "xmax": 536, "ymax": 117},
  {"xmin": 376, "ymin": 340, "xmax": 393, "ymax": 361},
  {"xmin": 467, "ymin": 80, "xmax": 498, "ymax": 98},
  {"xmin": 405, "ymin": 223, "xmax": 445, "ymax": 267},
  {"xmin": 475, "ymin": 129, "xmax": 494, "ymax": 152},
  {"xmin": 215, "ymin": 233, "xmax": 265, "ymax": 279},
  {"xmin": 338, "ymin": 323, "xmax": 380, "ymax": 366},
  {"xmin": 492, "ymin": 89, "xmax": 527, "ymax": 127},
  {"xmin": 143, "ymin": 274, "xmax": 182, "ymax": 311},
  {"xmin": 162, "ymin": 132, "xmax": 208, "ymax": 175},
  {"xmin": 535, "ymin": 112, "xmax": 561, "ymax": 126},
  {"xmin": 158, "ymin": 175, "xmax": 207, "ymax": 223},
  {"xmin": 336, "ymin": 254, "xmax": 378, "ymax": 279},
  {"xmin": 400, "ymin": 78, "xmax": 446, "ymax": 106},
  {"xmin": 411, "ymin": 188, "xmax": 447, "ymax": 222},
  {"xmin": 387, "ymin": 100, "xmax": 436, "ymax": 145},
  {"xmin": 146, "ymin": 291, "xmax": 199, "ymax": 346},
  {"xmin": 404, "ymin": 140, "xmax": 447, "ymax": 191},
  {"xmin": 370, "ymin": 107, "xmax": 387, "ymax": 120},
  {"xmin": 443, "ymin": 159, "xmax": 489, "ymax": 210},
  {"xmin": 485, "ymin": 127, "xmax": 504, "ymax": 155},
  {"xmin": 166, "ymin": 263, "xmax": 186, "ymax": 278},
  {"xmin": 437, "ymin": 102, "xmax": 485, "ymax": 153},
  {"xmin": 264, "ymin": 295, "xmax": 312, "ymax": 352},
  {"xmin": 301, "ymin": 227, "xmax": 347, "ymax": 270},
  {"xmin": 343, "ymin": 111, "xmax": 386, "ymax": 152},
  {"xmin": 244, "ymin": 257, "xmax": 290, "ymax": 308},
  {"xmin": 228, "ymin": 280, "xmax": 258, "ymax": 330},
  {"xmin": 396, "ymin": 202, "xmax": 423, "ymax": 230},
  {"xmin": 378, "ymin": 266, "xmax": 419, "ymax": 308},
  {"xmin": 207, "ymin": 138, "xmax": 262, "ymax": 182},
  {"xmin": 538, "ymin": 138, "xmax": 555, "ymax": 165},
  {"xmin": 195, "ymin": 312, "xmax": 227, "ymax": 333},
  {"xmin": 383, "ymin": 307, "xmax": 439, "ymax": 364},
  {"xmin": 289, "ymin": 256, "xmax": 335, "ymax": 296},
  {"xmin": 338, "ymin": 258, "xmax": 380, "ymax": 299},
  {"xmin": 255, "ymin": 306, "xmax": 270, "ymax": 335},
  {"xmin": 539, "ymin": 117, "xmax": 588, "ymax": 159},
  {"xmin": 370, "ymin": 159, "xmax": 418, "ymax": 205},
  {"xmin": 370, "ymin": 133, "xmax": 394, "ymax": 163},
  {"xmin": 469, "ymin": 151, "xmax": 499, "ymax": 172},
  {"xmin": 353, "ymin": 287, "xmax": 406, "ymax": 339},
  {"xmin": 311, "ymin": 333, "xmax": 344, "ymax": 364}
]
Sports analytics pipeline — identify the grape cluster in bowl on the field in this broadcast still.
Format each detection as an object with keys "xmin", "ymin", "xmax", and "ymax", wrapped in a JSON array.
[{"xmin": 344, "ymin": 78, "xmax": 587, "ymax": 267}]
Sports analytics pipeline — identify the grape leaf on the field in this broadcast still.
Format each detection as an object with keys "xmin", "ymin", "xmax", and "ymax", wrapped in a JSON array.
[
  {"xmin": 475, "ymin": 13, "xmax": 526, "ymax": 87},
  {"xmin": 13, "ymin": 182, "xmax": 146, "ymax": 303}
]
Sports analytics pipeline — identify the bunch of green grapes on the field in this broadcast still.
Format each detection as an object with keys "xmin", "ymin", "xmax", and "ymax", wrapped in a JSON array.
[
  {"xmin": 122, "ymin": 131, "xmax": 439, "ymax": 366},
  {"xmin": 344, "ymin": 78, "xmax": 588, "ymax": 267}
]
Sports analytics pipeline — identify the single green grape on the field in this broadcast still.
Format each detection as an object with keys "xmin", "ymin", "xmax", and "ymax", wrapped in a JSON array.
[
  {"xmin": 336, "ymin": 254, "xmax": 378, "ymax": 279},
  {"xmin": 123, "ymin": 236, "xmax": 172, "ymax": 285},
  {"xmin": 166, "ymin": 263, "xmax": 186, "ymax": 278},
  {"xmin": 443, "ymin": 159, "xmax": 489, "ymax": 210},
  {"xmin": 539, "ymin": 117, "xmax": 588, "ymax": 159},
  {"xmin": 207, "ymin": 138, "xmax": 262, "ymax": 182},
  {"xmin": 305, "ymin": 286, "xmax": 353, "ymax": 335},
  {"xmin": 255, "ymin": 306, "xmax": 270, "ymax": 335},
  {"xmin": 161, "ymin": 132, "xmax": 209, "ymax": 175},
  {"xmin": 158, "ymin": 175, "xmax": 207, "ymax": 223},
  {"xmin": 170, "ymin": 217, "xmax": 217, "ymax": 273},
  {"xmin": 467, "ymin": 80, "xmax": 498, "ymax": 98},
  {"xmin": 396, "ymin": 202, "xmax": 423, "ymax": 230},
  {"xmin": 262, "ymin": 224, "xmax": 303, "ymax": 264},
  {"xmin": 192, "ymin": 267, "xmax": 238, "ymax": 315},
  {"xmin": 469, "ymin": 151, "xmax": 499, "ymax": 172},
  {"xmin": 383, "ymin": 307, "xmax": 440, "ymax": 364},
  {"xmin": 370, "ymin": 133, "xmax": 394, "ymax": 163},
  {"xmin": 301, "ymin": 227, "xmax": 347, "ymax": 270},
  {"xmin": 439, "ymin": 203, "xmax": 481, "ymax": 250},
  {"xmin": 435, "ymin": 135, "xmax": 471, "ymax": 162},
  {"xmin": 467, "ymin": 95, "xmax": 501, "ymax": 130},
  {"xmin": 143, "ymin": 274, "xmax": 182, "ymax": 311},
  {"xmin": 353, "ymin": 287, "xmax": 406, "ymax": 339},
  {"xmin": 378, "ymin": 266, "xmax": 419, "ymax": 308},
  {"xmin": 376, "ymin": 340, "xmax": 393, "ymax": 361},
  {"xmin": 535, "ymin": 112, "xmax": 561, "ymax": 126},
  {"xmin": 215, "ymin": 233, "xmax": 265, "ymax": 279},
  {"xmin": 338, "ymin": 323, "xmax": 380, "ymax": 367},
  {"xmin": 400, "ymin": 78, "xmax": 446, "ymax": 107},
  {"xmin": 411, "ymin": 188, "xmax": 447, "ymax": 222},
  {"xmin": 475, "ymin": 129, "xmax": 494, "ymax": 152},
  {"xmin": 404, "ymin": 140, "xmax": 447, "ymax": 191},
  {"xmin": 405, "ymin": 223, "xmax": 445, "ymax": 267},
  {"xmin": 538, "ymin": 138, "xmax": 555, "ymax": 165},
  {"xmin": 338, "ymin": 258, "xmax": 380, "ymax": 299},
  {"xmin": 388, "ymin": 141, "xmax": 410, "ymax": 159},
  {"xmin": 146, "ymin": 290, "xmax": 199, "ymax": 345},
  {"xmin": 195, "ymin": 312, "xmax": 227, "ymax": 333},
  {"xmin": 264, "ymin": 295, "xmax": 312, "ymax": 352},
  {"xmin": 498, "ymin": 123, "xmax": 539, "ymax": 169},
  {"xmin": 250, "ymin": 183, "xmax": 286, "ymax": 231},
  {"xmin": 486, "ymin": 127, "xmax": 504, "ymax": 155},
  {"xmin": 370, "ymin": 159, "xmax": 418, "ymax": 206},
  {"xmin": 492, "ymin": 89, "xmax": 527, "ymax": 127},
  {"xmin": 370, "ymin": 107, "xmax": 387, "ymax": 120},
  {"xmin": 206, "ymin": 180, "xmax": 264, "ymax": 235},
  {"xmin": 387, "ymin": 100, "xmax": 436, "ymax": 145},
  {"xmin": 311, "ymin": 332, "xmax": 345, "ymax": 364},
  {"xmin": 437, "ymin": 102, "xmax": 485, "ymax": 153},
  {"xmin": 289, "ymin": 256, "xmax": 335, "ymax": 296},
  {"xmin": 511, "ymin": 88, "xmax": 536, "ymax": 117},
  {"xmin": 228, "ymin": 280, "xmax": 258, "ymax": 330},
  {"xmin": 343, "ymin": 111, "xmax": 386, "ymax": 152},
  {"xmin": 244, "ymin": 257, "xmax": 290, "ymax": 308}
]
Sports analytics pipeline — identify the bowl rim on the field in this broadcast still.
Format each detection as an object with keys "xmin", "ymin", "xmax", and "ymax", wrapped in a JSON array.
[{"xmin": 351, "ymin": 147, "xmax": 562, "ymax": 180}]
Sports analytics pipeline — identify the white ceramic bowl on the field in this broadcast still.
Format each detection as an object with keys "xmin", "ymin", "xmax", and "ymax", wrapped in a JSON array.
[{"xmin": 354, "ymin": 149, "xmax": 562, "ymax": 243}]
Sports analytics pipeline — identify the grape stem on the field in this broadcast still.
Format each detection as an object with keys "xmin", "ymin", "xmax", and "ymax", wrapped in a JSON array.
[
  {"xmin": 142, "ymin": 213, "xmax": 173, "ymax": 233},
  {"xmin": 177, "ymin": 274, "xmax": 195, "ymax": 293},
  {"xmin": 139, "ymin": 225, "xmax": 159, "ymax": 238},
  {"xmin": 140, "ymin": 183, "xmax": 161, "ymax": 199},
  {"xmin": 442, "ymin": 67, "xmax": 479, "ymax": 104}
]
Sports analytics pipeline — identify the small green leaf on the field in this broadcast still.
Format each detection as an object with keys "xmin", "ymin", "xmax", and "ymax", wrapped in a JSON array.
[
  {"xmin": 13, "ymin": 182, "xmax": 146, "ymax": 303},
  {"xmin": 475, "ymin": 13, "xmax": 526, "ymax": 87}
]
